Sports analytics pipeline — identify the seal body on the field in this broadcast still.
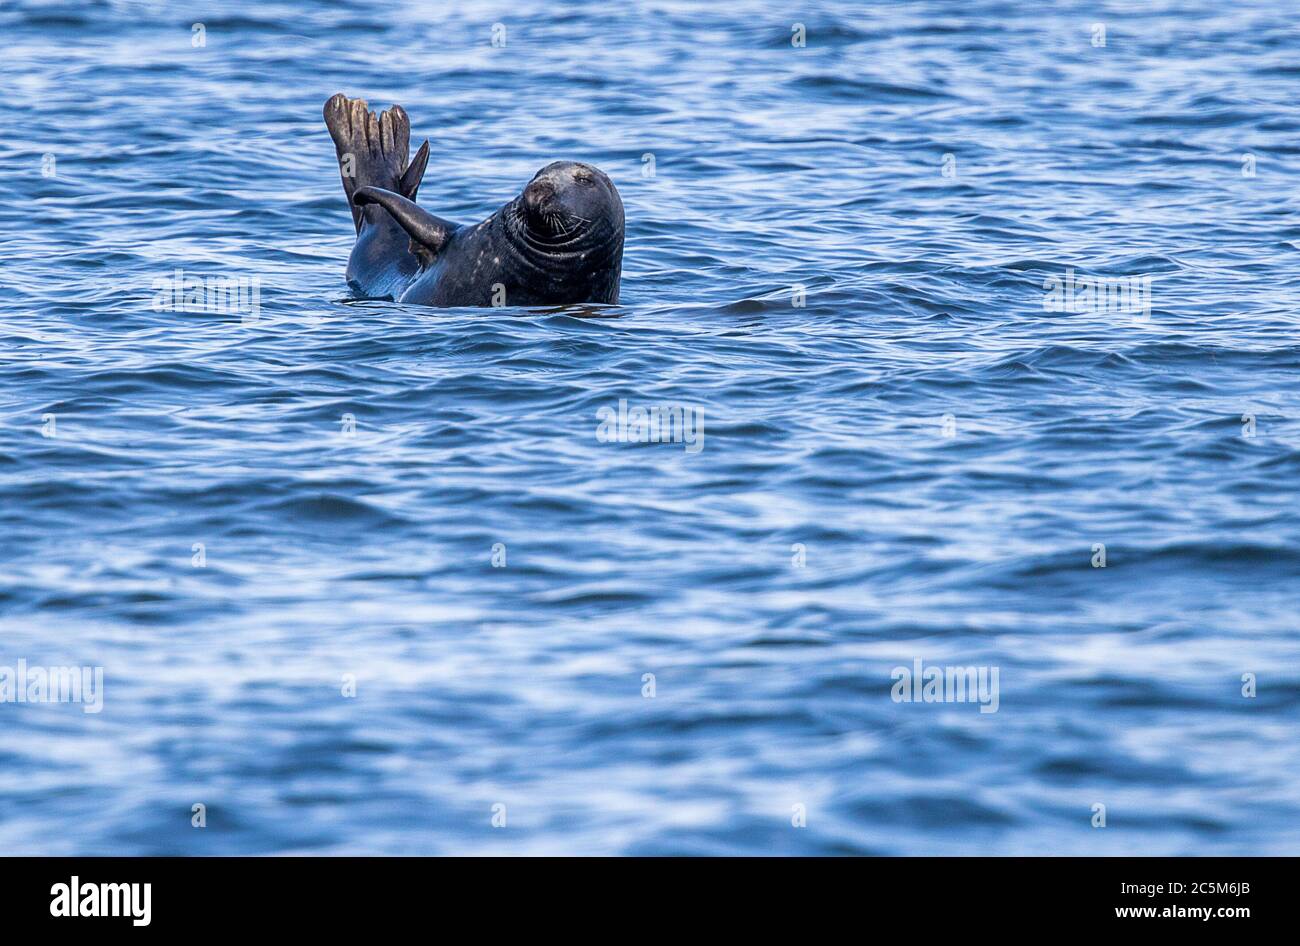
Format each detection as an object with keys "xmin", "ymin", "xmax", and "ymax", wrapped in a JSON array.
[{"xmin": 325, "ymin": 95, "xmax": 623, "ymax": 307}]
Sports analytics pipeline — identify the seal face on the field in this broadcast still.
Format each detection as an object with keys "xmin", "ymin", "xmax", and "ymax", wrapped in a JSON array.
[
  {"xmin": 518, "ymin": 161, "xmax": 624, "ymax": 256},
  {"xmin": 403, "ymin": 161, "xmax": 624, "ymax": 307},
  {"xmin": 325, "ymin": 95, "xmax": 624, "ymax": 307}
]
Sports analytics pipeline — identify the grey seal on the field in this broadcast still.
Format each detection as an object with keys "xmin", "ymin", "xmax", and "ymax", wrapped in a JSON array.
[{"xmin": 324, "ymin": 94, "xmax": 624, "ymax": 307}]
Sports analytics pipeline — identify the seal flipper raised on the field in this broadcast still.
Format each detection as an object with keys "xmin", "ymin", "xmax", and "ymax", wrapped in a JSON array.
[
  {"xmin": 323, "ymin": 94, "xmax": 429, "ymax": 231},
  {"xmin": 324, "ymin": 94, "xmax": 431, "ymax": 298}
]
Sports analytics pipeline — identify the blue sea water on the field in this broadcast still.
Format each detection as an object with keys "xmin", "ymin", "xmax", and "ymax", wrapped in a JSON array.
[{"xmin": 1, "ymin": 0, "xmax": 1299, "ymax": 856}]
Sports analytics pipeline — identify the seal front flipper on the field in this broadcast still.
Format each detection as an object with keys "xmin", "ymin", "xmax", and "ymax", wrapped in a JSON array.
[{"xmin": 353, "ymin": 186, "xmax": 458, "ymax": 268}]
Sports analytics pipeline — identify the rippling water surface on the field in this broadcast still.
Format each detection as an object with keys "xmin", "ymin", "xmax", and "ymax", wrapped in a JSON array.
[{"xmin": 2, "ymin": 0, "xmax": 1299, "ymax": 855}]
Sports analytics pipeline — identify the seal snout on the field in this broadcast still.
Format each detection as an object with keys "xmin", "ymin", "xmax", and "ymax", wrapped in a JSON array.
[{"xmin": 523, "ymin": 176, "xmax": 557, "ymax": 212}]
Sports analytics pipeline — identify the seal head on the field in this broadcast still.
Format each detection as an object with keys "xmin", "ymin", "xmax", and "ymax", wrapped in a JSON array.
[{"xmin": 516, "ymin": 161, "xmax": 623, "ymax": 250}]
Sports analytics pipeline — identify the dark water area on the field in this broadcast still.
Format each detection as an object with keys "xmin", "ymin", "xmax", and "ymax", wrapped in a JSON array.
[{"xmin": 1, "ymin": 0, "xmax": 1298, "ymax": 854}]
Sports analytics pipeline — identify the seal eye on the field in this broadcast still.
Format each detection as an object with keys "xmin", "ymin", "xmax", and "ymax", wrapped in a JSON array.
[{"xmin": 573, "ymin": 170, "xmax": 595, "ymax": 186}]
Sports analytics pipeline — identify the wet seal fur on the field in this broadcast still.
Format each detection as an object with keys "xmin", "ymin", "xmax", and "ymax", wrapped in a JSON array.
[{"xmin": 324, "ymin": 94, "xmax": 624, "ymax": 307}]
